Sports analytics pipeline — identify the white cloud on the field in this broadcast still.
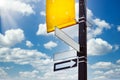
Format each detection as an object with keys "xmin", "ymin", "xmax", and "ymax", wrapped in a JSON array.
[
  {"xmin": 0, "ymin": 47, "xmax": 50, "ymax": 65},
  {"xmin": 117, "ymin": 26, "xmax": 120, "ymax": 31},
  {"xmin": 20, "ymin": 0, "xmax": 41, "ymax": 3},
  {"xmin": 107, "ymin": 70, "xmax": 120, "ymax": 79},
  {"xmin": 116, "ymin": 59, "xmax": 120, "ymax": 64},
  {"xmin": 87, "ymin": 8, "xmax": 93, "ymax": 21},
  {"xmin": 0, "ymin": 0, "xmax": 35, "ymax": 15},
  {"xmin": 26, "ymin": 40, "xmax": 34, "ymax": 48},
  {"xmin": 36, "ymin": 23, "xmax": 47, "ymax": 35},
  {"xmin": 91, "ymin": 59, "xmax": 120, "ymax": 80},
  {"xmin": 93, "ymin": 70, "xmax": 104, "ymax": 75},
  {"xmin": 87, "ymin": 8, "xmax": 111, "ymax": 40},
  {"xmin": 114, "ymin": 44, "xmax": 119, "ymax": 51},
  {"xmin": 86, "ymin": 9, "xmax": 112, "ymax": 56},
  {"xmin": 93, "ymin": 19, "xmax": 110, "ymax": 29},
  {"xmin": 91, "ymin": 62, "xmax": 113, "ymax": 69},
  {"xmin": 0, "ymin": 29, "xmax": 25, "ymax": 47},
  {"xmin": 19, "ymin": 70, "xmax": 39, "ymax": 78},
  {"xmin": 36, "ymin": 23, "xmax": 53, "ymax": 36},
  {"xmin": 37, "ymin": 68, "xmax": 78, "ymax": 80},
  {"xmin": 0, "ymin": 66, "xmax": 13, "ymax": 70},
  {"xmin": 93, "ymin": 76, "xmax": 108, "ymax": 80},
  {"xmin": 0, "ymin": 68, "xmax": 8, "ymax": 78},
  {"xmin": 0, "ymin": 47, "xmax": 54, "ymax": 79},
  {"xmin": 0, "ymin": 46, "xmax": 78, "ymax": 80},
  {"xmin": 40, "ymin": 11, "xmax": 46, "ymax": 16},
  {"xmin": 87, "ymin": 38, "xmax": 113, "ymax": 56},
  {"xmin": 44, "ymin": 41, "xmax": 57, "ymax": 50},
  {"xmin": 87, "ymin": 19, "xmax": 111, "ymax": 40}
]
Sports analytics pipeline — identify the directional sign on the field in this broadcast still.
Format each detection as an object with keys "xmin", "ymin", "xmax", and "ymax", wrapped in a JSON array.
[
  {"xmin": 46, "ymin": 0, "xmax": 76, "ymax": 32},
  {"xmin": 55, "ymin": 27, "xmax": 80, "ymax": 52},
  {"xmin": 54, "ymin": 50, "xmax": 77, "ymax": 61},
  {"xmin": 54, "ymin": 58, "xmax": 77, "ymax": 71}
]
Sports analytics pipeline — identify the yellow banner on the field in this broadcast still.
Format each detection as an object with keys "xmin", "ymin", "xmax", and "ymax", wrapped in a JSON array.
[{"xmin": 46, "ymin": 0, "xmax": 76, "ymax": 32}]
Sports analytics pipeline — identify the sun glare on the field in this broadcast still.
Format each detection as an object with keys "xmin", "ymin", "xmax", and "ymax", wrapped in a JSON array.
[{"xmin": 0, "ymin": 0, "xmax": 19, "ymax": 32}]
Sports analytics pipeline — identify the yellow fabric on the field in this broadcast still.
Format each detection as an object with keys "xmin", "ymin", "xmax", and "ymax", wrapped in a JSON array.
[{"xmin": 46, "ymin": 0, "xmax": 76, "ymax": 32}]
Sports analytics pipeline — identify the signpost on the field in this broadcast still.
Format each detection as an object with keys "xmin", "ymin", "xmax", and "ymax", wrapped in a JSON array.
[
  {"xmin": 77, "ymin": 0, "xmax": 87, "ymax": 80},
  {"xmin": 46, "ymin": 0, "xmax": 87, "ymax": 80},
  {"xmin": 55, "ymin": 27, "xmax": 80, "ymax": 52},
  {"xmin": 54, "ymin": 58, "xmax": 77, "ymax": 71},
  {"xmin": 54, "ymin": 0, "xmax": 87, "ymax": 80}
]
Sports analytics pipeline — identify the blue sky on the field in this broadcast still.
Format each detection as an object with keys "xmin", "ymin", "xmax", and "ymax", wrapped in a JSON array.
[{"xmin": 0, "ymin": 0, "xmax": 120, "ymax": 80}]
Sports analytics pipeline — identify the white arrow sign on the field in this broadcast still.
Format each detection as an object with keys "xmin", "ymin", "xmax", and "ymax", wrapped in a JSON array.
[
  {"xmin": 55, "ymin": 27, "xmax": 80, "ymax": 52},
  {"xmin": 54, "ymin": 58, "xmax": 77, "ymax": 71},
  {"xmin": 56, "ymin": 60, "xmax": 76, "ymax": 69}
]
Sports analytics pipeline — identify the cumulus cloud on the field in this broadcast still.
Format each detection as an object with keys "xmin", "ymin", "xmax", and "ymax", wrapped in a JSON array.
[
  {"xmin": 88, "ymin": 18, "xmax": 110, "ymax": 38},
  {"xmin": 20, "ymin": 0, "xmax": 41, "ymax": 3},
  {"xmin": 87, "ymin": 18, "xmax": 111, "ymax": 40},
  {"xmin": 19, "ymin": 70, "xmax": 39, "ymax": 78},
  {"xmin": 116, "ymin": 59, "xmax": 120, "ymax": 64},
  {"xmin": 91, "ymin": 62, "xmax": 113, "ymax": 69},
  {"xmin": 92, "ymin": 60, "xmax": 120, "ymax": 80},
  {"xmin": 44, "ymin": 41, "xmax": 57, "ymax": 50},
  {"xmin": 93, "ymin": 19, "xmax": 110, "ymax": 29},
  {"xmin": 36, "ymin": 23, "xmax": 47, "ymax": 35},
  {"xmin": 40, "ymin": 11, "xmax": 46, "ymax": 16},
  {"xmin": 0, "ymin": 46, "xmax": 78, "ymax": 80},
  {"xmin": 0, "ymin": 68, "xmax": 8, "ymax": 78},
  {"xmin": 26, "ymin": 40, "xmax": 34, "ymax": 48},
  {"xmin": 87, "ymin": 8, "xmax": 93, "ymax": 21},
  {"xmin": 1, "ymin": 66, "xmax": 13, "ymax": 70},
  {"xmin": 0, "ymin": 46, "xmax": 54, "ymax": 76},
  {"xmin": 0, "ymin": 47, "xmax": 50, "ymax": 65},
  {"xmin": 87, "ymin": 38, "xmax": 113, "ymax": 56},
  {"xmin": 36, "ymin": 23, "xmax": 53, "ymax": 36},
  {"xmin": 117, "ymin": 26, "xmax": 120, "ymax": 31},
  {"xmin": 93, "ymin": 76, "xmax": 108, "ymax": 80},
  {"xmin": 37, "ymin": 68, "xmax": 78, "ymax": 80},
  {"xmin": 113, "ymin": 44, "xmax": 119, "ymax": 51},
  {"xmin": 0, "ymin": 29, "xmax": 25, "ymax": 47},
  {"xmin": 93, "ymin": 70, "xmax": 104, "ymax": 75}
]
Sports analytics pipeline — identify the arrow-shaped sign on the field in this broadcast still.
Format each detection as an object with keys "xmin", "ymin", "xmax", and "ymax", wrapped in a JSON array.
[
  {"xmin": 55, "ymin": 27, "xmax": 80, "ymax": 52},
  {"xmin": 54, "ymin": 58, "xmax": 77, "ymax": 71},
  {"xmin": 56, "ymin": 60, "xmax": 75, "ymax": 69}
]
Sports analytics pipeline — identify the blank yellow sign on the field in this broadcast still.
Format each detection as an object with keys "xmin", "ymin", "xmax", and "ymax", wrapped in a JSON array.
[{"xmin": 46, "ymin": 0, "xmax": 76, "ymax": 32}]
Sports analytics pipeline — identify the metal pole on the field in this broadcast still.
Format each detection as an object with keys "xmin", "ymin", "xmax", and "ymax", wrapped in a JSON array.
[{"xmin": 77, "ymin": 0, "xmax": 87, "ymax": 80}]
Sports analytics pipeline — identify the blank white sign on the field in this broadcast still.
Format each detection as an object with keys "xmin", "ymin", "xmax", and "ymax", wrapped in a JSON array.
[{"xmin": 54, "ymin": 50, "xmax": 77, "ymax": 61}]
